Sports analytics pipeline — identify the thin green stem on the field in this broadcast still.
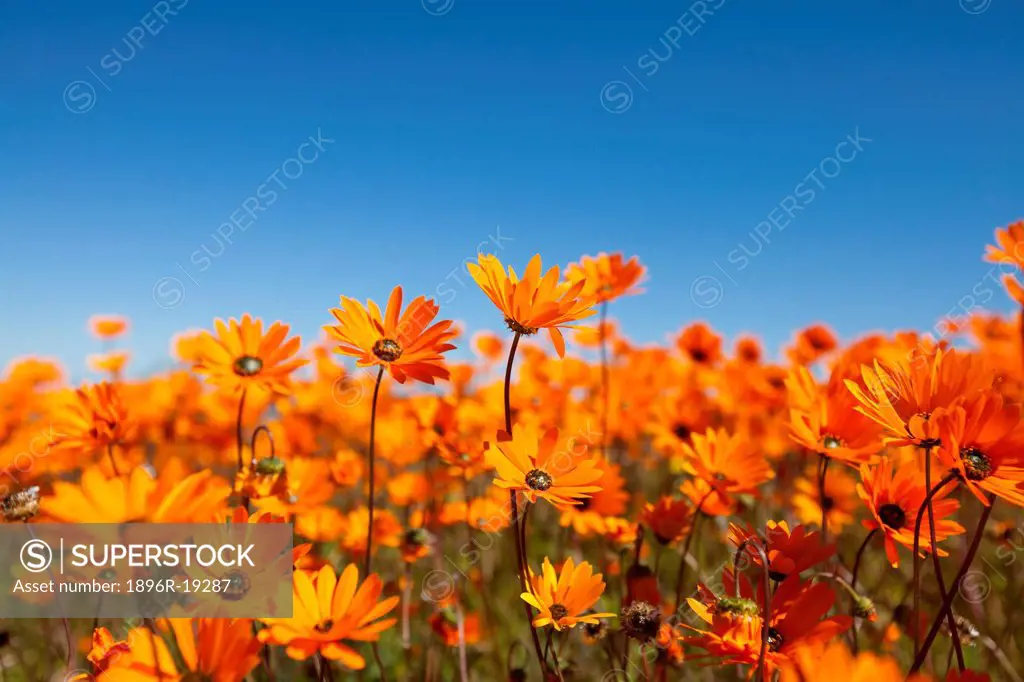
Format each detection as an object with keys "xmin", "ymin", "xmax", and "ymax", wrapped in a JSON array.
[
  {"xmin": 911, "ymin": 495, "xmax": 996, "ymax": 673},
  {"xmin": 910, "ymin": 461, "xmax": 959, "ymax": 661},
  {"xmin": 363, "ymin": 366, "xmax": 385, "ymax": 578}
]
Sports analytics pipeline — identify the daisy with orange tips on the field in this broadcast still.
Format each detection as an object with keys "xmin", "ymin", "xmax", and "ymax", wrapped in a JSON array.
[
  {"xmin": 88, "ymin": 314, "xmax": 129, "ymax": 340},
  {"xmin": 88, "ymin": 351, "xmax": 130, "ymax": 378},
  {"xmin": 984, "ymin": 219, "xmax": 1024, "ymax": 305},
  {"xmin": 104, "ymin": 618, "xmax": 261, "ymax": 682},
  {"xmin": 675, "ymin": 322, "xmax": 723, "ymax": 366},
  {"xmin": 679, "ymin": 427, "xmax": 775, "ymax": 513},
  {"xmin": 729, "ymin": 521, "xmax": 835, "ymax": 582},
  {"xmin": 640, "ymin": 496, "xmax": 693, "ymax": 545},
  {"xmin": 467, "ymin": 253, "xmax": 595, "ymax": 357},
  {"xmin": 785, "ymin": 323, "xmax": 838, "ymax": 366},
  {"xmin": 485, "ymin": 422, "xmax": 603, "ymax": 508},
  {"xmin": 779, "ymin": 640, "xmax": 927, "ymax": 682},
  {"xmin": 193, "ymin": 314, "xmax": 307, "ymax": 395},
  {"xmin": 325, "ymin": 285, "xmax": 457, "ymax": 384},
  {"xmin": 845, "ymin": 348, "xmax": 990, "ymax": 448},
  {"xmin": 684, "ymin": 575, "xmax": 851, "ymax": 676},
  {"xmin": 49, "ymin": 382, "xmax": 135, "ymax": 473},
  {"xmin": 857, "ymin": 458, "xmax": 965, "ymax": 567},
  {"xmin": 67, "ymin": 626, "xmax": 130, "ymax": 679},
  {"xmin": 936, "ymin": 391, "xmax": 1024, "ymax": 507},
  {"xmin": 565, "ymin": 252, "xmax": 646, "ymax": 304},
  {"xmin": 787, "ymin": 364, "xmax": 882, "ymax": 466},
  {"xmin": 260, "ymin": 563, "xmax": 399, "ymax": 668},
  {"xmin": 521, "ymin": 557, "xmax": 616, "ymax": 630}
]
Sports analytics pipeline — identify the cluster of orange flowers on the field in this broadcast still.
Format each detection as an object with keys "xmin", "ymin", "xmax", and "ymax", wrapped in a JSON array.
[{"xmin": 2, "ymin": 222, "xmax": 1023, "ymax": 680}]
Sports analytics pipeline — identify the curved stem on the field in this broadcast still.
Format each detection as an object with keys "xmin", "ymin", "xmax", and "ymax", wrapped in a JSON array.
[
  {"xmin": 910, "ymin": 495, "xmax": 996, "ymax": 673},
  {"xmin": 502, "ymin": 332, "xmax": 546, "ymax": 676},
  {"xmin": 850, "ymin": 528, "xmax": 878, "ymax": 592},
  {"xmin": 250, "ymin": 424, "xmax": 274, "ymax": 461},
  {"xmin": 371, "ymin": 642, "xmax": 388, "ymax": 682},
  {"xmin": 849, "ymin": 528, "xmax": 878, "ymax": 655},
  {"xmin": 910, "ymin": 461, "xmax": 959, "ymax": 660},
  {"xmin": 732, "ymin": 538, "xmax": 771, "ymax": 682},
  {"xmin": 363, "ymin": 366, "xmax": 385, "ymax": 578},
  {"xmin": 925, "ymin": 452, "xmax": 966, "ymax": 669}
]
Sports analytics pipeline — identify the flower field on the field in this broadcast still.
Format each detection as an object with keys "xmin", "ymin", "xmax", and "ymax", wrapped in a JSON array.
[{"xmin": 4, "ymin": 224, "xmax": 1024, "ymax": 681}]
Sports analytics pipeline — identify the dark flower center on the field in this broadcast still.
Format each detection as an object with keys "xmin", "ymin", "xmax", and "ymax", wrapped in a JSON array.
[
  {"xmin": 712, "ymin": 472, "xmax": 728, "ymax": 482},
  {"xmin": 583, "ymin": 621, "xmax": 608, "ymax": 640},
  {"xmin": 372, "ymin": 338, "xmax": 403, "ymax": 362},
  {"xmin": 821, "ymin": 496, "xmax": 835, "ymax": 511},
  {"xmin": 525, "ymin": 469, "xmax": 553, "ymax": 491},
  {"xmin": 404, "ymin": 527, "xmax": 433, "ymax": 547},
  {"xmin": 879, "ymin": 503, "xmax": 906, "ymax": 529},
  {"xmin": 672, "ymin": 424, "xmax": 691, "ymax": 441},
  {"xmin": 233, "ymin": 355, "xmax": 263, "ymax": 377},
  {"xmin": 767, "ymin": 627, "xmax": 784, "ymax": 652},
  {"xmin": 504, "ymin": 318, "xmax": 538, "ymax": 335},
  {"xmin": 822, "ymin": 435, "xmax": 843, "ymax": 450},
  {"xmin": 961, "ymin": 447, "xmax": 993, "ymax": 481},
  {"xmin": 621, "ymin": 601, "xmax": 661, "ymax": 641},
  {"xmin": 315, "ymin": 619, "xmax": 334, "ymax": 633},
  {"xmin": 690, "ymin": 349, "xmax": 709, "ymax": 363},
  {"xmin": 549, "ymin": 603, "xmax": 569, "ymax": 621},
  {"xmin": 220, "ymin": 570, "xmax": 251, "ymax": 601},
  {"xmin": 1, "ymin": 486, "xmax": 40, "ymax": 522}
]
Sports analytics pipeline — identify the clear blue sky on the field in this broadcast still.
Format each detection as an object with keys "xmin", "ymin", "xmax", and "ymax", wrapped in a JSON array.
[{"xmin": 2, "ymin": 0, "xmax": 1021, "ymax": 381}]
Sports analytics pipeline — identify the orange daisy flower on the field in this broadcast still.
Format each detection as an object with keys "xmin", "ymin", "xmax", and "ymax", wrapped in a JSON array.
[
  {"xmin": 50, "ymin": 382, "xmax": 135, "ymax": 455},
  {"xmin": 786, "ymin": 323, "xmax": 838, "ymax": 365},
  {"xmin": 729, "ymin": 521, "xmax": 835, "ymax": 582},
  {"xmin": 107, "ymin": 618, "xmax": 261, "ymax": 682},
  {"xmin": 521, "ymin": 557, "xmax": 616, "ymax": 630},
  {"xmin": 325, "ymin": 285, "xmax": 457, "ymax": 384},
  {"xmin": 679, "ymin": 427, "xmax": 775, "ymax": 514},
  {"xmin": 641, "ymin": 496, "xmax": 693, "ymax": 545},
  {"xmin": 936, "ymin": 391, "xmax": 1024, "ymax": 507},
  {"xmin": 675, "ymin": 322, "xmax": 723, "ymax": 366},
  {"xmin": 260, "ymin": 563, "xmax": 399, "ymax": 669},
  {"xmin": 787, "ymin": 364, "xmax": 882, "ymax": 466},
  {"xmin": 467, "ymin": 253, "xmax": 596, "ymax": 357},
  {"xmin": 984, "ymin": 219, "xmax": 1024, "ymax": 305},
  {"xmin": 780, "ymin": 640, "xmax": 927, "ymax": 682},
  {"xmin": 845, "ymin": 348, "xmax": 990, "ymax": 448},
  {"xmin": 564, "ymin": 252, "xmax": 646, "ymax": 304},
  {"xmin": 193, "ymin": 314, "xmax": 307, "ymax": 395},
  {"xmin": 857, "ymin": 458, "xmax": 965, "ymax": 567},
  {"xmin": 485, "ymin": 423, "xmax": 603, "ymax": 508},
  {"xmin": 88, "ymin": 314, "xmax": 129, "ymax": 339},
  {"xmin": 684, "ymin": 575, "xmax": 851, "ymax": 675}
]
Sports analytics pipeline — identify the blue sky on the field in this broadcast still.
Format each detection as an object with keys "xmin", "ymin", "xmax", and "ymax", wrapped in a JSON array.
[{"xmin": 1, "ymin": 0, "xmax": 1021, "ymax": 382}]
